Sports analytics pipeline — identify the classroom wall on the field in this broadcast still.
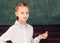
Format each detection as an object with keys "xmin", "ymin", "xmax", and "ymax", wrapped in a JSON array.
[{"xmin": 0, "ymin": 0, "xmax": 60, "ymax": 25}]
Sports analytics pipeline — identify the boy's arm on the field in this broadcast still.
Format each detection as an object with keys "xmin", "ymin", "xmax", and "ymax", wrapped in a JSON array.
[
  {"xmin": 0, "ymin": 32, "xmax": 11, "ymax": 43},
  {"xmin": 0, "ymin": 28, "xmax": 12, "ymax": 43},
  {"xmin": 32, "ymin": 35, "xmax": 41, "ymax": 43},
  {"xmin": 0, "ymin": 37, "xmax": 6, "ymax": 43},
  {"xmin": 32, "ymin": 31, "xmax": 48, "ymax": 43}
]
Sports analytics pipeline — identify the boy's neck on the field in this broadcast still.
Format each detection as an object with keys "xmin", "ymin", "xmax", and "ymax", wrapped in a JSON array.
[{"xmin": 17, "ymin": 20, "xmax": 26, "ymax": 25}]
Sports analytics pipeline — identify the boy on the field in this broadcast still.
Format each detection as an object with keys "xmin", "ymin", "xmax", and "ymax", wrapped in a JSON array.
[{"xmin": 0, "ymin": 2, "xmax": 48, "ymax": 43}]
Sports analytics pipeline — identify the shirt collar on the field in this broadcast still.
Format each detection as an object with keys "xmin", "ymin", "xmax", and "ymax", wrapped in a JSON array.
[{"xmin": 15, "ymin": 20, "xmax": 27, "ymax": 29}]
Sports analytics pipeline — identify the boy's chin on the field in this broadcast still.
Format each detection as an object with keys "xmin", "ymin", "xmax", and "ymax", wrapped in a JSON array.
[
  {"xmin": 23, "ymin": 19, "xmax": 28, "ymax": 21},
  {"xmin": 22, "ymin": 20, "xmax": 27, "ymax": 22}
]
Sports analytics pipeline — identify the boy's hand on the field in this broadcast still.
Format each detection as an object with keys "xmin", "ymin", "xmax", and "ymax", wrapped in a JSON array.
[{"xmin": 39, "ymin": 31, "xmax": 48, "ymax": 39}]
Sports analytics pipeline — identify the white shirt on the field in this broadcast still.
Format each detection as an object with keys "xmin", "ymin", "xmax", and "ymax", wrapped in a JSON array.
[{"xmin": 0, "ymin": 21, "xmax": 40, "ymax": 43}]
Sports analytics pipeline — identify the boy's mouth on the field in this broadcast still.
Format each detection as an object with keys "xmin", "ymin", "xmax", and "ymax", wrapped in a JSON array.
[{"xmin": 24, "ymin": 17, "xmax": 27, "ymax": 19}]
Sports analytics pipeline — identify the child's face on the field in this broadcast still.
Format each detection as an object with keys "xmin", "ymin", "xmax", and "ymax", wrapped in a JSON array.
[{"xmin": 15, "ymin": 6, "xmax": 29, "ymax": 22}]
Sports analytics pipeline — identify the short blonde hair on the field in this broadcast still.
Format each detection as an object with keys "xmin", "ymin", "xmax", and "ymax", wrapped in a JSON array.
[{"xmin": 15, "ymin": 2, "xmax": 29, "ymax": 12}]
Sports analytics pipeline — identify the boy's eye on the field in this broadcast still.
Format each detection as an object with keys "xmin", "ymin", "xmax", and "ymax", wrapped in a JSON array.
[
  {"xmin": 21, "ymin": 12, "xmax": 29, "ymax": 14},
  {"xmin": 21, "ymin": 12, "xmax": 24, "ymax": 14},
  {"xmin": 26, "ymin": 12, "xmax": 29, "ymax": 14}
]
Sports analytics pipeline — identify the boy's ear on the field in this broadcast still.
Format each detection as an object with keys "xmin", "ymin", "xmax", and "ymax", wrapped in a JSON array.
[{"xmin": 15, "ymin": 12, "xmax": 18, "ymax": 17}]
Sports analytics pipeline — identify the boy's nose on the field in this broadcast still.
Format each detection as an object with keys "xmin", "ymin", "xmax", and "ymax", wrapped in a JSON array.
[{"xmin": 24, "ymin": 13, "xmax": 27, "ymax": 16}]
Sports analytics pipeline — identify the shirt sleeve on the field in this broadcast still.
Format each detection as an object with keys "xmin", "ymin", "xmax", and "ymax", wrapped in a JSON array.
[
  {"xmin": 0, "ymin": 37, "xmax": 6, "ymax": 43},
  {"xmin": 29, "ymin": 25, "xmax": 41, "ymax": 43},
  {"xmin": 32, "ymin": 35, "xmax": 41, "ymax": 43},
  {"xmin": 0, "ymin": 27, "xmax": 13, "ymax": 43}
]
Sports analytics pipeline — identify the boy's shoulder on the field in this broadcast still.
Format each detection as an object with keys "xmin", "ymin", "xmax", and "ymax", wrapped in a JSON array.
[
  {"xmin": 27, "ymin": 23, "xmax": 33, "ymax": 29},
  {"xmin": 8, "ymin": 24, "xmax": 16, "ymax": 30}
]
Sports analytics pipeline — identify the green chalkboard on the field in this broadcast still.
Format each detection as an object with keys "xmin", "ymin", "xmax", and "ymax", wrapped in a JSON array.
[{"xmin": 0, "ymin": 0, "xmax": 60, "ymax": 25}]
